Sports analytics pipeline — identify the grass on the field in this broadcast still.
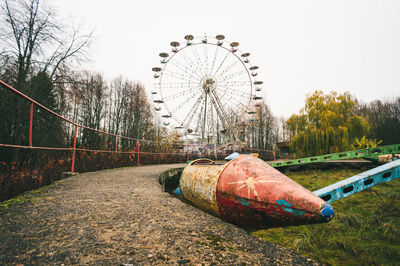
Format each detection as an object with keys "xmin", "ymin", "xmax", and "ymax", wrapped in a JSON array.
[
  {"xmin": 0, "ymin": 189, "xmax": 42, "ymax": 212},
  {"xmin": 253, "ymin": 167, "xmax": 400, "ymax": 265},
  {"xmin": 0, "ymin": 177, "xmax": 69, "ymax": 213}
]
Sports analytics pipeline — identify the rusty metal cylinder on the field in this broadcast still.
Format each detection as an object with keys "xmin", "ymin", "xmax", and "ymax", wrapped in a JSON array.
[
  {"xmin": 179, "ymin": 156, "xmax": 334, "ymax": 228},
  {"xmin": 179, "ymin": 159, "xmax": 225, "ymax": 216}
]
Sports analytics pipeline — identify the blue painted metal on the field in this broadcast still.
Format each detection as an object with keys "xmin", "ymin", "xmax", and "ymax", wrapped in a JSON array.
[
  {"xmin": 225, "ymin": 152, "xmax": 240, "ymax": 161},
  {"xmin": 313, "ymin": 160, "xmax": 400, "ymax": 203},
  {"xmin": 276, "ymin": 199, "xmax": 306, "ymax": 217},
  {"xmin": 320, "ymin": 203, "xmax": 334, "ymax": 222},
  {"xmin": 173, "ymin": 187, "xmax": 182, "ymax": 196}
]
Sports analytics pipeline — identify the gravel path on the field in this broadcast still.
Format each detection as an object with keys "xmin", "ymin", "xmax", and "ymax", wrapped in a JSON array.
[{"xmin": 0, "ymin": 164, "xmax": 317, "ymax": 265}]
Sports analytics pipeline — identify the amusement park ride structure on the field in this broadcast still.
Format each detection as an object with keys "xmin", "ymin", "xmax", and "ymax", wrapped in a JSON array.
[
  {"xmin": 152, "ymin": 34, "xmax": 262, "ymax": 143},
  {"xmin": 160, "ymin": 144, "xmax": 400, "ymax": 229},
  {"xmin": 151, "ymin": 35, "xmax": 400, "ymax": 229}
]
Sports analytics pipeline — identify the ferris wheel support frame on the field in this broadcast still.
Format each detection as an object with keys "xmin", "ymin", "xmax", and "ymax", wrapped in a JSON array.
[
  {"xmin": 210, "ymin": 88, "xmax": 238, "ymax": 141},
  {"xmin": 183, "ymin": 91, "xmax": 205, "ymax": 134}
]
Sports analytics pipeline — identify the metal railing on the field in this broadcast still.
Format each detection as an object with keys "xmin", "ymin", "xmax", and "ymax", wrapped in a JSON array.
[
  {"xmin": 0, "ymin": 79, "xmax": 193, "ymax": 172},
  {"xmin": 0, "ymin": 79, "xmax": 276, "ymax": 172}
]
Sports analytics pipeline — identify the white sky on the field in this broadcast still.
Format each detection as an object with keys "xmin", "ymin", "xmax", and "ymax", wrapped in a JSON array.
[{"xmin": 53, "ymin": 0, "xmax": 400, "ymax": 118}]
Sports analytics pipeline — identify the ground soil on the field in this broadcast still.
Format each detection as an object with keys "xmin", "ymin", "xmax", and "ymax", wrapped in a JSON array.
[{"xmin": 0, "ymin": 164, "xmax": 318, "ymax": 265}]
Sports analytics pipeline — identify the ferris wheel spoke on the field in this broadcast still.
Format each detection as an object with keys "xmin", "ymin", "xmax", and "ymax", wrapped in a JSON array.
[
  {"xmin": 219, "ymin": 92, "xmax": 252, "ymax": 107},
  {"xmin": 170, "ymin": 92, "xmax": 202, "ymax": 114},
  {"xmin": 222, "ymin": 92, "xmax": 252, "ymax": 109},
  {"xmin": 209, "ymin": 89, "xmax": 238, "ymax": 140},
  {"xmin": 161, "ymin": 74, "xmax": 201, "ymax": 86},
  {"xmin": 164, "ymin": 91, "xmax": 201, "ymax": 105},
  {"xmin": 216, "ymin": 85, "xmax": 253, "ymax": 99},
  {"xmin": 217, "ymin": 69, "xmax": 248, "ymax": 82},
  {"xmin": 218, "ymin": 80, "xmax": 251, "ymax": 87},
  {"xmin": 209, "ymin": 45, "xmax": 219, "ymax": 77},
  {"xmin": 211, "ymin": 50, "xmax": 231, "ymax": 79},
  {"xmin": 195, "ymin": 105, "xmax": 203, "ymax": 136},
  {"xmin": 223, "ymin": 80, "xmax": 250, "ymax": 84},
  {"xmin": 213, "ymin": 85, "xmax": 251, "ymax": 113},
  {"xmin": 163, "ymin": 88, "xmax": 200, "ymax": 101},
  {"xmin": 161, "ymin": 73, "xmax": 199, "ymax": 84},
  {"xmin": 201, "ymin": 93, "xmax": 207, "ymax": 139},
  {"xmin": 190, "ymin": 45, "xmax": 208, "ymax": 77},
  {"xmin": 160, "ymin": 86, "xmax": 200, "ymax": 94},
  {"xmin": 182, "ymin": 91, "xmax": 205, "ymax": 131},
  {"xmin": 210, "ymin": 90, "xmax": 230, "ymax": 128},
  {"xmin": 203, "ymin": 43, "xmax": 210, "ymax": 76},
  {"xmin": 161, "ymin": 82, "xmax": 195, "ymax": 90},
  {"xmin": 166, "ymin": 57, "xmax": 191, "ymax": 73},
  {"xmin": 162, "ymin": 65, "xmax": 193, "ymax": 77},
  {"xmin": 164, "ymin": 55, "xmax": 201, "ymax": 79},
  {"xmin": 181, "ymin": 49, "xmax": 207, "ymax": 80},
  {"xmin": 222, "ymin": 95, "xmax": 251, "ymax": 112},
  {"xmin": 214, "ymin": 80, "xmax": 250, "ymax": 95},
  {"xmin": 173, "ymin": 58, "xmax": 203, "ymax": 81},
  {"xmin": 214, "ymin": 83, "xmax": 251, "ymax": 99},
  {"xmin": 158, "ymin": 81, "xmax": 195, "ymax": 86},
  {"xmin": 167, "ymin": 57, "xmax": 204, "ymax": 81},
  {"xmin": 214, "ymin": 60, "xmax": 240, "ymax": 80},
  {"xmin": 214, "ymin": 87, "xmax": 251, "ymax": 112},
  {"xmin": 162, "ymin": 68, "xmax": 202, "ymax": 83},
  {"xmin": 209, "ymin": 95, "xmax": 215, "ymax": 137},
  {"xmin": 213, "ymin": 83, "xmax": 235, "ymax": 100}
]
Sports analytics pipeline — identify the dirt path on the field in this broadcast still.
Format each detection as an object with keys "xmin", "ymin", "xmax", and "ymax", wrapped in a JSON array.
[{"xmin": 0, "ymin": 164, "xmax": 317, "ymax": 265}]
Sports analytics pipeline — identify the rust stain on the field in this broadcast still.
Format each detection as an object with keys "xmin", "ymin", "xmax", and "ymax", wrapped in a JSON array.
[
  {"xmin": 180, "ymin": 160, "xmax": 226, "ymax": 216},
  {"xmin": 179, "ymin": 156, "xmax": 333, "ymax": 229},
  {"xmin": 216, "ymin": 155, "xmax": 330, "ymax": 228}
]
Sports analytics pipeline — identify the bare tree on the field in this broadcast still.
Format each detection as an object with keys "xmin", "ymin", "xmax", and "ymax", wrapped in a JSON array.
[
  {"xmin": 0, "ymin": 0, "xmax": 92, "ymax": 160},
  {"xmin": 78, "ymin": 72, "xmax": 107, "ymax": 149},
  {"xmin": 255, "ymin": 102, "xmax": 278, "ymax": 150},
  {"xmin": 107, "ymin": 76, "xmax": 130, "ymax": 136},
  {"xmin": 0, "ymin": 0, "xmax": 92, "ymax": 90},
  {"xmin": 364, "ymin": 98, "xmax": 400, "ymax": 145},
  {"xmin": 121, "ymin": 82, "xmax": 153, "ymax": 140}
]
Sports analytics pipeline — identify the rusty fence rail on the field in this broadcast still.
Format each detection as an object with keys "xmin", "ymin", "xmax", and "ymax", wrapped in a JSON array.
[
  {"xmin": 0, "ymin": 79, "xmax": 276, "ymax": 168},
  {"xmin": 0, "ymin": 79, "xmax": 276, "ymax": 201},
  {"xmin": 0, "ymin": 79, "xmax": 198, "ymax": 172}
]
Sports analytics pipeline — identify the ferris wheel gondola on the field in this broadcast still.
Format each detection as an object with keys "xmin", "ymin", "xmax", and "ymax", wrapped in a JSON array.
[{"xmin": 170, "ymin": 41, "xmax": 180, "ymax": 52}]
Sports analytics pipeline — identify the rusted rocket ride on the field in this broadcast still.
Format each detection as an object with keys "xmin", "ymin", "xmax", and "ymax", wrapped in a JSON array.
[{"xmin": 164, "ymin": 154, "xmax": 334, "ymax": 229}]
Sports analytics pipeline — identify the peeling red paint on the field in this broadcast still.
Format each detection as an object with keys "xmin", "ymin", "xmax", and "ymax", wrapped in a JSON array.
[
  {"xmin": 215, "ymin": 155, "xmax": 329, "ymax": 228},
  {"xmin": 179, "ymin": 155, "xmax": 333, "ymax": 229}
]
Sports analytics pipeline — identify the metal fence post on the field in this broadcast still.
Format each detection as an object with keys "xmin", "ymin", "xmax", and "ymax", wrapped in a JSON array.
[
  {"xmin": 71, "ymin": 125, "xmax": 78, "ymax": 173},
  {"xmin": 137, "ymin": 142, "xmax": 140, "ymax": 165},
  {"xmin": 29, "ymin": 103, "xmax": 33, "ymax": 147}
]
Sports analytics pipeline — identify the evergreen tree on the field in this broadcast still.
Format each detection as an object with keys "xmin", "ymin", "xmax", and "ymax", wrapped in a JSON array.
[{"xmin": 29, "ymin": 71, "xmax": 64, "ymax": 147}]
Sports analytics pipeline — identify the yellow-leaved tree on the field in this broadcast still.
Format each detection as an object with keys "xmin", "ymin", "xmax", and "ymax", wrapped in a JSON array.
[{"xmin": 287, "ymin": 91, "xmax": 370, "ymax": 156}]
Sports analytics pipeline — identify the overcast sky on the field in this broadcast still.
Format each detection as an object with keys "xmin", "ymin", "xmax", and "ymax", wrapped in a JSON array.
[{"xmin": 52, "ymin": 0, "xmax": 400, "ymax": 118}]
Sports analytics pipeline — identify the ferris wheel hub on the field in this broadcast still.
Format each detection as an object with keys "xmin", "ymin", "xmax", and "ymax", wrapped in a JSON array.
[{"xmin": 202, "ymin": 77, "xmax": 215, "ymax": 93}]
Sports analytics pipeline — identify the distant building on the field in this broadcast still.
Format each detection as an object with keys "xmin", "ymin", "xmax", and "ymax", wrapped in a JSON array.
[{"xmin": 276, "ymin": 141, "xmax": 291, "ymax": 158}]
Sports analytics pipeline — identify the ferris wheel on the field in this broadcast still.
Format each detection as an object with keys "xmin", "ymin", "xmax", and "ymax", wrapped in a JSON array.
[{"xmin": 151, "ymin": 34, "xmax": 263, "ymax": 142}]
